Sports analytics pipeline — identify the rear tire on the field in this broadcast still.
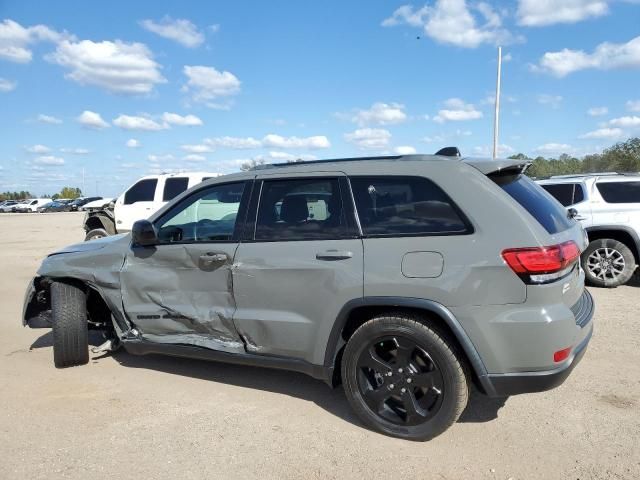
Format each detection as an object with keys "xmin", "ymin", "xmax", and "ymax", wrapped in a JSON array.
[
  {"xmin": 341, "ymin": 312, "xmax": 468, "ymax": 441},
  {"xmin": 51, "ymin": 282, "xmax": 89, "ymax": 368},
  {"xmin": 84, "ymin": 228, "xmax": 109, "ymax": 241},
  {"xmin": 583, "ymin": 239, "xmax": 635, "ymax": 288}
]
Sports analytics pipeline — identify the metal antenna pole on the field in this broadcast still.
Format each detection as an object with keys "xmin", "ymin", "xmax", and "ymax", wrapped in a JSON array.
[{"xmin": 493, "ymin": 46, "xmax": 502, "ymax": 160}]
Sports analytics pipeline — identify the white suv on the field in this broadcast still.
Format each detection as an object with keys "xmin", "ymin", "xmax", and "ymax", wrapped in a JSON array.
[
  {"xmin": 84, "ymin": 172, "xmax": 220, "ymax": 240},
  {"xmin": 537, "ymin": 173, "xmax": 640, "ymax": 287}
]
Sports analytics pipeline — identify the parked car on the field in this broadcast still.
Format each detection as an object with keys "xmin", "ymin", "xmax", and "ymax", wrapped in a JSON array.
[
  {"xmin": 67, "ymin": 196, "xmax": 103, "ymax": 212},
  {"xmin": 23, "ymin": 153, "xmax": 594, "ymax": 441},
  {"xmin": 15, "ymin": 198, "xmax": 51, "ymax": 212},
  {"xmin": 79, "ymin": 198, "xmax": 114, "ymax": 212},
  {"xmin": 38, "ymin": 200, "xmax": 73, "ymax": 213},
  {"xmin": 83, "ymin": 172, "xmax": 220, "ymax": 241},
  {"xmin": 0, "ymin": 200, "xmax": 20, "ymax": 212},
  {"xmin": 537, "ymin": 172, "xmax": 640, "ymax": 287}
]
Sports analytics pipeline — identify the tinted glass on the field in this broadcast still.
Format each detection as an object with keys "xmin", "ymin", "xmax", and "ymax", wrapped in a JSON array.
[
  {"xmin": 124, "ymin": 179, "xmax": 157, "ymax": 204},
  {"xmin": 156, "ymin": 182, "xmax": 245, "ymax": 243},
  {"xmin": 492, "ymin": 174, "xmax": 572, "ymax": 234},
  {"xmin": 255, "ymin": 178, "xmax": 348, "ymax": 241},
  {"xmin": 540, "ymin": 184, "xmax": 574, "ymax": 206},
  {"xmin": 163, "ymin": 177, "xmax": 189, "ymax": 201},
  {"xmin": 350, "ymin": 176, "xmax": 470, "ymax": 236},
  {"xmin": 597, "ymin": 181, "xmax": 640, "ymax": 203},
  {"xmin": 573, "ymin": 184, "xmax": 585, "ymax": 203}
]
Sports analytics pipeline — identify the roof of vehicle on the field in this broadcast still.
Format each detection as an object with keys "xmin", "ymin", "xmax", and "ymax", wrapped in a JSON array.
[
  {"xmin": 537, "ymin": 172, "xmax": 640, "ymax": 184},
  {"xmin": 136, "ymin": 171, "xmax": 222, "ymax": 180}
]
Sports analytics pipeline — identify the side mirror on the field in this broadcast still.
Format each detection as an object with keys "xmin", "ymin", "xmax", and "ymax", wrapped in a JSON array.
[{"xmin": 131, "ymin": 219, "xmax": 158, "ymax": 246}]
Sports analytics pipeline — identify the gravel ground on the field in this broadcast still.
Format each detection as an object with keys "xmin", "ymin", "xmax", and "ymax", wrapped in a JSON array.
[{"xmin": 0, "ymin": 212, "xmax": 638, "ymax": 480}]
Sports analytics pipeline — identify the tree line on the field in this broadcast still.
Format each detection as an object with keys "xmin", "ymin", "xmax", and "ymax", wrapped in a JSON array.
[
  {"xmin": 0, "ymin": 186, "xmax": 83, "ymax": 202},
  {"xmin": 515, "ymin": 137, "xmax": 640, "ymax": 179}
]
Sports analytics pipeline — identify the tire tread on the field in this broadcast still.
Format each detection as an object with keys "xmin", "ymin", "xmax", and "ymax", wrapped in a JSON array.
[{"xmin": 51, "ymin": 282, "xmax": 89, "ymax": 368}]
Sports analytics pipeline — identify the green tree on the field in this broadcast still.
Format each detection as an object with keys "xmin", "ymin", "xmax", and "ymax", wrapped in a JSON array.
[{"xmin": 59, "ymin": 187, "xmax": 83, "ymax": 199}]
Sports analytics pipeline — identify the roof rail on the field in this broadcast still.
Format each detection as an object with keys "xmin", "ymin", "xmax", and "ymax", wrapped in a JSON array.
[{"xmin": 549, "ymin": 172, "xmax": 640, "ymax": 179}]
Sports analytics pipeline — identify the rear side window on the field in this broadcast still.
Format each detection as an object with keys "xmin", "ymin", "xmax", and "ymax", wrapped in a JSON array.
[
  {"xmin": 492, "ymin": 174, "xmax": 572, "ymax": 234},
  {"xmin": 350, "ymin": 176, "xmax": 470, "ymax": 236},
  {"xmin": 540, "ymin": 183, "xmax": 584, "ymax": 207},
  {"xmin": 597, "ymin": 181, "xmax": 640, "ymax": 203},
  {"xmin": 124, "ymin": 179, "xmax": 157, "ymax": 204},
  {"xmin": 163, "ymin": 177, "xmax": 189, "ymax": 201},
  {"xmin": 255, "ymin": 178, "xmax": 349, "ymax": 241}
]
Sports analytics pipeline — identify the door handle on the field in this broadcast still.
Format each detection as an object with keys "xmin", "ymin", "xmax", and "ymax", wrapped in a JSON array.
[
  {"xmin": 199, "ymin": 252, "xmax": 228, "ymax": 266},
  {"xmin": 316, "ymin": 250, "xmax": 353, "ymax": 261}
]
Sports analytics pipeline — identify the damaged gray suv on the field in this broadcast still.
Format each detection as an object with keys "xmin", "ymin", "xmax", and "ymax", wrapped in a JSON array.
[{"xmin": 23, "ymin": 154, "xmax": 594, "ymax": 440}]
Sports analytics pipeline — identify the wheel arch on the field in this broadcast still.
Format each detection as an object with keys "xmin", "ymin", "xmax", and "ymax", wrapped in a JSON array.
[
  {"xmin": 84, "ymin": 212, "xmax": 117, "ymax": 235},
  {"xmin": 584, "ymin": 225, "xmax": 640, "ymax": 265},
  {"xmin": 323, "ymin": 297, "xmax": 495, "ymax": 395}
]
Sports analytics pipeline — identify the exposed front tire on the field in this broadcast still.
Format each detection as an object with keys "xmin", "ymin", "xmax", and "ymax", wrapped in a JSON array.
[
  {"xmin": 583, "ymin": 239, "xmax": 635, "ymax": 288},
  {"xmin": 341, "ymin": 312, "xmax": 468, "ymax": 441},
  {"xmin": 51, "ymin": 282, "xmax": 89, "ymax": 368},
  {"xmin": 84, "ymin": 228, "xmax": 109, "ymax": 241}
]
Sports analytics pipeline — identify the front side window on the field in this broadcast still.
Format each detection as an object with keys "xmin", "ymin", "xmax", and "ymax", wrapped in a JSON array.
[
  {"xmin": 124, "ymin": 179, "xmax": 157, "ymax": 205},
  {"xmin": 597, "ymin": 181, "xmax": 640, "ymax": 203},
  {"xmin": 255, "ymin": 178, "xmax": 348, "ymax": 241},
  {"xmin": 163, "ymin": 177, "xmax": 189, "ymax": 201},
  {"xmin": 156, "ymin": 182, "xmax": 245, "ymax": 243},
  {"xmin": 350, "ymin": 176, "xmax": 470, "ymax": 236}
]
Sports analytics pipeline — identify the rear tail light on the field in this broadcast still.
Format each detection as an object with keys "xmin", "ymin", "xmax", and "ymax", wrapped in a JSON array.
[
  {"xmin": 553, "ymin": 346, "xmax": 572, "ymax": 363},
  {"xmin": 502, "ymin": 240, "xmax": 581, "ymax": 284}
]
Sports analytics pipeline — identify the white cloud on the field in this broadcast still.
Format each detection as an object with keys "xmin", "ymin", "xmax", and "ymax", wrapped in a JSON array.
[
  {"xmin": 0, "ymin": 77, "xmax": 16, "ymax": 92},
  {"xmin": 26, "ymin": 144, "xmax": 51, "ymax": 154},
  {"xmin": 608, "ymin": 116, "xmax": 640, "ymax": 128},
  {"xmin": 139, "ymin": 16, "xmax": 204, "ymax": 48},
  {"xmin": 34, "ymin": 155, "xmax": 65, "ymax": 166},
  {"xmin": 517, "ymin": 0, "xmax": 608, "ymax": 27},
  {"xmin": 77, "ymin": 110, "xmax": 110, "ymax": 129},
  {"xmin": 626, "ymin": 100, "xmax": 640, "ymax": 112},
  {"xmin": 344, "ymin": 128, "xmax": 391, "ymax": 150},
  {"xmin": 262, "ymin": 134, "xmax": 331, "ymax": 149},
  {"xmin": 162, "ymin": 112, "xmax": 203, "ymax": 126},
  {"xmin": 473, "ymin": 144, "xmax": 515, "ymax": 157},
  {"xmin": 502, "ymin": 52, "xmax": 513, "ymax": 62},
  {"xmin": 48, "ymin": 39, "xmax": 166, "ymax": 94},
  {"xmin": 113, "ymin": 114, "xmax": 167, "ymax": 131},
  {"xmin": 580, "ymin": 127, "xmax": 624, "ymax": 139},
  {"xmin": 587, "ymin": 106, "xmax": 608, "ymax": 116},
  {"xmin": 60, "ymin": 147, "xmax": 89, "ymax": 154},
  {"xmin": 126, "ymin": 139, "xmax": 141, "ymax": 148},
  {"xmin": 209, "ymin": 24, "xmax": 221, "ymax": 34},
  {"xmin": 183, "ymin": 154, "xmax": 206, "ymax": 163},
  {"xmin": 382, "ymin": 0, "xmax": 519, "ymax": 49},
  {"xmin": 394, "ymin": 146, "xmax": 417, "ymax": 155},
  {"xmin": 181, "ymin": 144, "xmax": 214, "ymax": 153},
  {"xmin": 0, "ymin": 19, "xmax": 70, "ymax": 63},
  {"xmin": 433, "ymin": 98, "xmax": 483, "ymax": 123},
  {"xmin": 36, "ymin": 114, "xmax": 62, "ymax": 124},
  {"xmin": 534, "ymin": 143, "xmax": 574, "ymax": 155},
  {"xmin": 351, "ymin": 102, "xmax": 407, "ymax": 126},
  {"xmin": 537, "ymin": 94, "xmax": 563, "ymax": 109},
  {"xmin": 534, "ymin": 35, "xmax": 640, "ymax": 77},
  {"xmin": 205, "ymin": 136, "xmax": 262, "ymax": 149},
  {"xmin": 147, "ymin": 154, "xmax": 174, "ymax": 163},
  {"xmin": 182, "ymin": 65, "xmax": 240, "ymax": 105}
]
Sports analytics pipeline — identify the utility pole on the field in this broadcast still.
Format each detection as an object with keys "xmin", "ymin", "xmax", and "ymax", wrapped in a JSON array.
[
  {"xmin": 82, "ymin": 167, "xmax": 85, "ymax": 195},
  {"xmin": 492, "ymin": 46, "xmax": 502, "ymax": 160}
]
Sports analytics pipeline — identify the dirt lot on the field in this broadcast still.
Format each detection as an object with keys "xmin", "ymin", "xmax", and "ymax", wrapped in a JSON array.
[{"xmin": 0, "ymin": 212, "xmax": 638, "ymax": 480}]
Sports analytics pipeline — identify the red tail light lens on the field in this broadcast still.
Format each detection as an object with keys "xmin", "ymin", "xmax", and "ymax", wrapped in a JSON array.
[
  {"xmin": 553, "ymin": 346, "xmax": 572, "ymax": 363},
  {"xmin": 502, "ymin": 241, "xmax": 581, "ymax": 277}
]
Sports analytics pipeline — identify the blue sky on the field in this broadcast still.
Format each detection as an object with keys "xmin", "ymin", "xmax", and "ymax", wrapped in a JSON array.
[{"xmin": 1, "ymin": 0, "xmax": 639, "ymax": 197}]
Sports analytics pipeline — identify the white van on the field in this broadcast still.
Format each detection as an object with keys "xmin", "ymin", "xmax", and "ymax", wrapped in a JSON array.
[{"xmin": 16, "ymin": 198, "xmax": 51, "ymax": 213}]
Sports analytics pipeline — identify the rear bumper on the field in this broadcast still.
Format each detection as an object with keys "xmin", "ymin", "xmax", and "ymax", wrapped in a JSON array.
[{"xmin": 486, "ymin": 322, "xmax": 592, "ymax": 396}]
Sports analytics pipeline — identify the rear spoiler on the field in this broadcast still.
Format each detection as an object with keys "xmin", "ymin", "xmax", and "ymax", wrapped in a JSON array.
[{"xmin": 463, "ymin": 157, "xmax": 531, "ymax": 176}]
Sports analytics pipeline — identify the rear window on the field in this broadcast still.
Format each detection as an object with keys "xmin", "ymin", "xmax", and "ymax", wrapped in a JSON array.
[
  {"xmin": 597, "ymin": 181, "xmax": 640, "ymax": 203},
  {"xmin": 350, "ymin": 176, "xmax": 471, "ymax": 236},
  {"xmin": 492, "ymin": 174, "xmax": 572, "ymax": 234},
  {"xmin": 163, "ymin": 177, "xmax": 189, "ymax": 201},
  {"xmin": 540, "ymin": 183, "xmax": 584, "ymax": 207}
]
